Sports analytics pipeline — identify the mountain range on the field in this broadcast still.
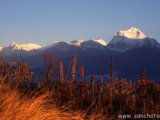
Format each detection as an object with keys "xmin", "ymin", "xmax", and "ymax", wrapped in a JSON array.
[{"xmin": 1, "ymin": 27, "xmax": 160, "ymax": 81}]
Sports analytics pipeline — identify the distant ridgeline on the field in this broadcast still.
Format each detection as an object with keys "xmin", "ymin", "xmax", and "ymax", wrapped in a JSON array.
[{"xmin": 1, "ymin": 27, "xmax": 160, "ymax": 81}]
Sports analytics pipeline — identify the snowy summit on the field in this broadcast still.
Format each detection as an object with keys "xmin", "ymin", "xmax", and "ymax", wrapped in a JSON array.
[
  {"xmin": 70, "ymin": 39, "xmax": 85, "ymax": 46},
  {"xmin": 115, "ymin": 27, "xmax": 147, "ymax": 39},
  {"xmin": 0, "ymin": 42, "xmax": 44, "ymax": 55},
  {"xmin": 70, "ymin": 39, "xmax": 107, "ymax": 46},
  {"xmin": 107, "ymin": 27, "xmax": 159, "ymax": 52},
  {"xmin": 7, "ymin": 42, "xmax": 43, "ymax": 51},
  {"xmin": 93, "ymin": 39, "xmax": 108, "ymax": 46}
]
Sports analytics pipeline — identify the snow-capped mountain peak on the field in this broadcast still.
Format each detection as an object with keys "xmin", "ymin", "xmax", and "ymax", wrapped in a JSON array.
[
  {"xmin": 93, "ymin": 39, "xmax": 107, "ymax": 46},
  {"xmin": 107, "ymin": 27, "xmax": 159, "ymax": 52},
  {"xmin": 69, "ymin": 39, "xmax": 106, "ymax": 49},
  {"xmin": 70, "ymin": 39, "xmax": 107, "ymax": 47},
  {"xmin": 70, "ymin": 39, "xmax": 85, "ymax": 46},
  {"xmin": 116, "ymin": 27, "xmax": 147, "ymax": 39},
  {"xmin": 0, "ymin": 43, "xmax": 44, "ymax": 56},
  {"xmin": 7, "ymin": 42, "xmax": 43, "ymax": 51}
]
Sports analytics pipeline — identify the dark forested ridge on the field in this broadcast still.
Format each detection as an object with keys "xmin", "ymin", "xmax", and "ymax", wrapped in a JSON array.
[{"xmin": 3, "ymin": 45, "xmax": 160, "ymax": 82}]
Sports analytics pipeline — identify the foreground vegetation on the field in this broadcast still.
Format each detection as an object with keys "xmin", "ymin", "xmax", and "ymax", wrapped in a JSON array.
[{"xmin": 0, "ymin": 56, "xmax": 159, "ymax": 120}]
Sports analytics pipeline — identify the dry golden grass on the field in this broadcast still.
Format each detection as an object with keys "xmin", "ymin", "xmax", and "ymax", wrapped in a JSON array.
[{"xmin": 0, "ymin": 83, "xmax": 86, "ymax": 120}]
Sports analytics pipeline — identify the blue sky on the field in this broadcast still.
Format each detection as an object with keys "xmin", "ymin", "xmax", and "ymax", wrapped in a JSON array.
[{"xmin": 0, "ymin": 0, "xmax": 160, "ymax": 46}]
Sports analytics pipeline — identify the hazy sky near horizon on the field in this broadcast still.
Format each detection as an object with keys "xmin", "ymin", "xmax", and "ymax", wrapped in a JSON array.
[{"xmin": 0, "ymin": 0, "xmax": 160, "ymax": 46}]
